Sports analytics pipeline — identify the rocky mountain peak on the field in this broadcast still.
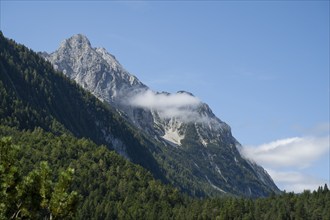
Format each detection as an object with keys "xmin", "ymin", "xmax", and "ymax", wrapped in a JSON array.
[
  {"xmin": 177, "ymin": 90, "xmax": 195, "ymax": 97},
  {"xmin": 41, "ymin": 34, "xmax": 280, "ymax": 197},
  {"xmin": 60, "ymin": 34, "xmax": 91, "ymax": 50},
  {"xmin": 43, "ymin": 35, "xmax": 147, "ymax": 104}
]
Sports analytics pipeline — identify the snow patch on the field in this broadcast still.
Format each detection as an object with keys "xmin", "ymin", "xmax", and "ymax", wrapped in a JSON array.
[
  {"xmin": 195, "ymin": 123, "xmax": 208, "ymax": 147},
  {"xmin": 193, "ymin": 162, "xmax": 200, "ymax": 168},
  {"xmin": 160, "ymin": 118, "xmax": 184, "ymax": 146},
  {"xmin": 162, "ymin": 127, "xmax": 184, "ymax": 146},
  {"xmin": 248, "ymin": 187, "xmax": 252, "ymax": 195},
  {"xmin": 129, "ymin": 75, "xmax": 136, "ymax": 85},
  {"xmin": 205, "ymin": 175, "xmax": 226, "ymax": 193},
  {"xmin": 215, "ymin": 165, "xmax": 228, "ymax": 183}
]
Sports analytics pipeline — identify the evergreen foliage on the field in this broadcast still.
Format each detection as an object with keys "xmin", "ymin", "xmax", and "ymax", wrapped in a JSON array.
[
  {"xmin": 0, "ymin": 126, "xmax": 184, "ymax": 219},
  {"xmin": 0, "ymin": 31, "xmax": 269, "ymax": 198},
  {"xmin": 1, "ymin": 126, "xmax": 329, "ymax": 219},
  {"xmin": 0, "ymin": 136, "xmax": 79, "ymax": 219},
  {"xmin": 0, "ymin": 32, "xmax": 329, "ymax": 219}
]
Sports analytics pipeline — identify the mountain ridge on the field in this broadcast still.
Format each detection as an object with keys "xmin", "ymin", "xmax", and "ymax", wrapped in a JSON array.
[
  {"xmin": 0, "ymin": 32, "xmax": 165, "ymax": 180},
  {"xmin": 42, "ymin": 34, "xmax": 280, "ymax": 197}
]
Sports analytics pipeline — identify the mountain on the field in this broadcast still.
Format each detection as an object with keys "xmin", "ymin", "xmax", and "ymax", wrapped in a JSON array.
[
  {"xmin": 0, "ymin": 32, "xmax": 163, "ymax": 179},
  {"xmin": 41, "ymin": 34, "xmax": 279, "ymax": 197},
  {"xmin": 2, "ymin": 32, "xmax": 329, "ymax": 220}
]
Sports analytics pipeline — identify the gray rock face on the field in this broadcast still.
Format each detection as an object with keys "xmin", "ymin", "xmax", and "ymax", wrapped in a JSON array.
[
  {"xmin": 42, "ymin": 34, "xmax": 280, "ymax": 197},
  {"xmin": 43, "ymin": 34, "xmax": 229, "ymax": 144},
  {"xmin": 46, "ymin": 34, "xmax": 147, "ymax": 104}
]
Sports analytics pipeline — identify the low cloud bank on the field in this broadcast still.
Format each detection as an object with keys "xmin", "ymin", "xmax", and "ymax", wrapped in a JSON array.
[
  {"xmin": 129, "ymin": 90, "xmax": 201, "ymax": 109},
  {"xmin": 129, "ymin": 90, "xmax": 203, "ymax": 122}
]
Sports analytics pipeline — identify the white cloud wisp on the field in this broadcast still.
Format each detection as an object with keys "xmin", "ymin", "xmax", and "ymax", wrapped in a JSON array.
[
  {"xmin": 267, "ymin": 169, "xmax": 328, "ymax": 193},
  {"xmin": 242, "ymin": 136, "xmax": 329, "ymax": 168},
  {"xmin": 128, "ymin": 90, "xmax": 203, "ymax": 122},
  {"xmin": 241, "ymin": 135, "xmax": 330, "ymax": 192}
]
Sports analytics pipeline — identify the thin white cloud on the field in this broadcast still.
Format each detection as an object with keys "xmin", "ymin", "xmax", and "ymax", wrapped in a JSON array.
[
  {"xmin": 267, "ymin": 169, "xmax": 328, "ymax": 193},
  {"xmin": 241, "ymin": 135, "xmax": 330, "ymax": 192},
  {"xmin": 128, "ymin": 90, "xmax": 204, "ymax": 122},
  {"xmin": 129, "ymin": 90, "xmax": 200, "ymax": 109},
  {"xmin": 241, "ymin": 136, "xmax": 329, "ymax": 168}
]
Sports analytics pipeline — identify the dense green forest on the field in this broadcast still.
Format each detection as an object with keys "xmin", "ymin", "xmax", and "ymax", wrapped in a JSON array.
[
  {"xmin": 0, "ymin": 31, "xmax": 276, "ymax": 198},
  {"xmin": 0, "ymin": 125, "xmax": 183, "ymax": 219},
  {"xmin": 1, "ymin": 32, "xmax": 329, "ymax": 219},
  {"xmin": 1, "ymin": 126, "xmax": 329, "ymax": 219}
]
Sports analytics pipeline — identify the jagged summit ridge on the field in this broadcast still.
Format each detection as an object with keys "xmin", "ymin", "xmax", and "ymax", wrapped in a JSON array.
[
  {"xmin": 45, "ymin": 34, "xmax": 146, "ymax": 104},
  {"xmin": 42, "ymin": 34, "xmax": 280, "ymax": 197},
  {"xmin": 60, "ymin": 34, "xmax": 92, "ymax": 50},
  {"xmin": 44, "ymin": 35, "xmax": 229, "ymax": 140}
]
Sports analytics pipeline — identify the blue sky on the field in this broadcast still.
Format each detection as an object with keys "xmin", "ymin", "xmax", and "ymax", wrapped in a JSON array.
[{"xmin": 1, "ymin": 0, "xmax": 329, "ymax": 192}]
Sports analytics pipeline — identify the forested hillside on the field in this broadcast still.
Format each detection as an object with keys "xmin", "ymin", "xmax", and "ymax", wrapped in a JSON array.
[
  {"xmin": 0, "ymin": 31, "xmax": 276, "ymax": 197},
  {"xmin": 0, "ymin": 125, "xmax": 184, "ymax": 219},
  {"xmin": 1, "ymin": 32, "xmax": 329, "ymax": 219},
  {"xmin": 1, "ymin": 126, "xmax": 329, "ymax": 219},
  {"xmin": 0, "ymin": 32, "xmax": 163, "ymax": 180}
]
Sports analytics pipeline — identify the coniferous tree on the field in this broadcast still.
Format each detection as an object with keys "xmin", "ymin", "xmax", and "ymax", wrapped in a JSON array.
[{"xmin": 0, "ymin": 137, "xmax": 79, "ymax": 219}]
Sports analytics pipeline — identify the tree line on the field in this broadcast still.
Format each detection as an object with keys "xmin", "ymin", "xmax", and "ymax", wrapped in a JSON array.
[{"xmin": 1, "ymin": 125, "xmax": 329, "ymax": 219}]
